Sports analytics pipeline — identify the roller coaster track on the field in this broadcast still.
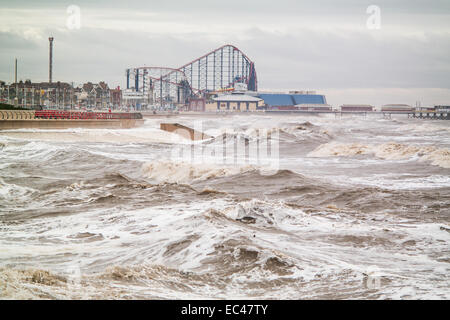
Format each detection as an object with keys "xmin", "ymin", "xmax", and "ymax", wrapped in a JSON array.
[{"xmin": 125, "ymin": 45, "xmax": 257, "ymax": 104}]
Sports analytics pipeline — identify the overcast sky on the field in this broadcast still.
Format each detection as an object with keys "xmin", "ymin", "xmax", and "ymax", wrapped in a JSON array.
[{"xmin": 1, "ymin": 0, "xmax": 449, "ymax": 106}]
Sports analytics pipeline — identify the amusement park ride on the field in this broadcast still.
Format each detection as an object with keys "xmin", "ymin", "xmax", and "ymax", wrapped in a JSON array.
[{"xmin": 125, "ymin": 44, "xmax": 257, "ymax": 108}]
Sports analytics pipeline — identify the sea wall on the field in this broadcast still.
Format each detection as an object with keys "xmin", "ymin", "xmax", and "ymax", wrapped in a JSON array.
[
  {"xmin": 0, "ymin": 110, "xmax": 144, "ymax": 129},
  {"xmin": 0, "ymin": 119, "xmax": 145, "ymax": 130},
  {"xmin": 160, "ymin": 123, "xmax": 212, "ymax": 140},
  {"xmin": 0, "ymin": 110, "xmax": 36, "ymax": 120}
]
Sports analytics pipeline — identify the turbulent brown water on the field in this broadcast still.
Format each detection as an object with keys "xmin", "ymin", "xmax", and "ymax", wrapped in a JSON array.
[{"xmin": 0, "ymin": 113, "xmax": 449, "ymax": 299}]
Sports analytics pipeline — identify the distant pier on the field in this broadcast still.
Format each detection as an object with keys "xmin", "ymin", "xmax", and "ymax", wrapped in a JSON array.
[
  {"xmin": 265, "ymin": 110, "xmax": 450, "ymax": 120},
  {"xmin": 407, "ymin": 111, "xmax": 450, "ymax": 120}
]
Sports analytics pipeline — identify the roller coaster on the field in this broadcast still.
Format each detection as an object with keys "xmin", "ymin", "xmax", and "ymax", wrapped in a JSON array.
[{"xmin": 125, "ymin": 44, "xmax": 257, "ymax": 106}]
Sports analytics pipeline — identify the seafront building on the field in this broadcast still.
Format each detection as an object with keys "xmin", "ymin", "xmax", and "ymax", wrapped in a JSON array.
[
  {"xmin": 381, "ymin": 104, "xmax": 414, "ymax": 112},
  {"xmin": 0, "ymin": 80, "xmax": 73, "ymax": 109},
  {"xmin": 2, "ymin": 43, "xmax": 331, "ymax": 112},
  {"xmin": 205, "ymin": 93, "xmax": 263, "ymax": 111},
  {"xmin": 0, "ymin": 80, "xmax": 116, "ymax": 110},
  {"xmin": 257, "ymin": 91, "xmax": 329, "ymax": 111},
  {"xmin": 340, "ymin": 104, "xmax": 375, "ymax": 112},
  {"xmin": 200, "ymin": 89, "xmax": 327, "ymax": 112},
  {"xmin": 4, "ymin": 41, "xmax": 448, "ymax": 114},
  {"xmin": 75, "ymin": 81, "xmax": 111, "ymax": 109}
]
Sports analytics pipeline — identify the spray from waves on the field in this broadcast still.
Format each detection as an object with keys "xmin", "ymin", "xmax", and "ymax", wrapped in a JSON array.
[
  {"xmin": 0, "ymin": 267, "xmax": 74, "ymax": 300},
  {"xmin": 141, "ymin": 160, "xmax": 259, "ymax": 184},
  {"xmin": 204, "ymin": 198, "xmax": 305, "ymax": 230},
  {"xmin": 399, "ymin": 123, "xmax": 450, "ymax": 134},
  {"xmin": 242, "ymin": 123, "xmax": 314, "ymax": 136},
  {"xmin": 0, "ymin": 140, "xmax": 65, "ymax": 162},
  {"xmin": 420, "ymin": 148, "xmax": 450, "ymax": 169},
  {"xmin": 243, "ymin": 122, "xmax": 332, "ymax": 141},
  {"xmin": 0, "ymin": 179, "xmax": 38, "ymax": 206},
  {"xmin": 205, "ymin": 121, "xmax": 331, "ymax": 146},
  {"xmin": 308, "ymin": 142, "xmax": 450, "ymax": 168},
  {"xmin": 0, "ymin": 266, "xmax": 152, "ymax": 300},
  {"xmin": 0, "ymin": 140, "xmax": 126, "ymax": 169}
]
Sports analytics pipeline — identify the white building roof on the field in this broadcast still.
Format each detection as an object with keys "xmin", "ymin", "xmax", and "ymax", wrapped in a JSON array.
[
  {"xmin": 383, "ymin": 104, "xmax": 411, "ymax": 107},
  {"xmin": 213, "ymin": 94, "xmax": 262, "ymax": 102},
  {"xmin": 295, "ymin": 104, "xmax": 330, "ymax": 107},
  {"xmin": 340, "ymin": 104, "xmax": 374, "ymax": 107}
]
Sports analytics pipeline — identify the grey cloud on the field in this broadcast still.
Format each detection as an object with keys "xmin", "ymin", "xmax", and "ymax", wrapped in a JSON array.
[
  {"xmin": 5, "ymin": 0, "xmax": 450, "ymax": 15},
  {"xmin": 0, "ymin": 31, "xmax": 40, "ymax": 50},
  {"xmin": 1, "ymin": 0, "xmax": 449, "ymax": 106},
  {"xmin": 2, "ymin": 25, "xmax": 449, "ymax": 89},
  {"xmin": 237, "ymin": 28, "xmax": 450, "ymax": 89}
]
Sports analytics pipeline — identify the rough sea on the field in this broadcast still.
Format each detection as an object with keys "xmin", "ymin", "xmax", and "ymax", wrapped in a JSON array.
[{"xmin": 0, "ymin": 113, "xmax": 449, "ymax": 299}]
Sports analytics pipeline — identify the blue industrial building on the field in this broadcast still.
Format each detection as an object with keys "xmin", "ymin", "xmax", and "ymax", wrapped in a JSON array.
[
  {"xmin": 257, "ymin": 93, "xmax": 326, "ymax": 107},
  {"xmin": 258, "ymin": 94, "xmax": 294, "ymax": 106},
  {"xmin": 291, "ymin": 94, "xmax": 326, "ymax": 105}
]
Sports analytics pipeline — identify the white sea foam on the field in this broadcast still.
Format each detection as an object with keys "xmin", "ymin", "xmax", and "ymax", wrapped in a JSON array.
[
  {"xmin": 141, "ymin": 160, "xmax": 257, "ymax": 184},
  {"xmin": 0, "ymin": 126, "xmax": 191, "ymax": 144},
  {"xmin": 1, "ymin": 197, "xmax": 449, "ymax": 299},
  {"xmin": 0, "ymin": 141, "xmax": 71, "ymax": 164},
  {"xmin": 330, "ymin": 174, "xmax": 450, "ymax": 190},
  {"xmin": 0, "ymin": 179, "xmax": 37, "ymax": 204},
  {"xmin": 308, "ymin": 142, "xmax": 450, "ymax": 168},
  {"xmin": 400, "ymin": 122, "xmax": 450, "ymax": 133},
  {"xmin": 1, "ymin": 113, "xmax": 449, "ymax": 299}
]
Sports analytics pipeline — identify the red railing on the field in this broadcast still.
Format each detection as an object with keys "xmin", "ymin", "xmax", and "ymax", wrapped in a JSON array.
[{"xmin": 35, "ymin": 110, "xmax": 142, "ymax": 120}]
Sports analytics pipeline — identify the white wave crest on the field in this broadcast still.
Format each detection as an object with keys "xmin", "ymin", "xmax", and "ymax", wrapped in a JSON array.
[
  {"xmin": 141, "ymin": 160, "xmax": 257, "ymax": 184},
  {"xmin": 308, "ymin": 142, "xmax": 450, "ymax": 169}
]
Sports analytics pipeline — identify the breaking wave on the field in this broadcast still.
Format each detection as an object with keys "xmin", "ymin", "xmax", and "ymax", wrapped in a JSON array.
[
  {"xmin": 2, "ymin": 115, "xmax": 450, "ymax": 300},
  {"xmin": 207, "ymin": 121, "xmax": 331, "ymax": 146},
  {"xmin": 246, "ymin": 122, "xmax": 332, "ymax": 142},
  {"xmin": 0, "ymin": 267, "xmax": 68, "ymax": 300},
  {"xmin": 308, "ymin": 142, "xmax": 450, "ymax": 168},
  {"xmin": 400, "ymin": 123, "xmax": 450, "ymax": 133},
  {"xmin": 141, "ymin": 160, "xmax": 258, "ymax": 184}
]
